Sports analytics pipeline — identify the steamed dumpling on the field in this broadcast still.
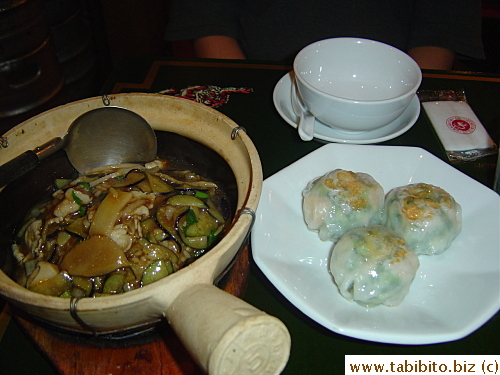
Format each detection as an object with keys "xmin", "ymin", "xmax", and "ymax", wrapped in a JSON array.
[
  {"xmin": 302, "ymin": 169, "xmax": 384, "ymax": 242},
  {"xmin": 383, "ymin": 183, "xmax": 462, "ymax": 255},
  {"xmin": 330, "ymin": 225, "xmax": 419, "ymax": 307}
]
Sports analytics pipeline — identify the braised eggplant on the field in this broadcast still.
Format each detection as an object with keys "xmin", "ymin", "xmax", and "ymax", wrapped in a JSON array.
[{"xmin": 10, "ymin": 158, "xmax": 231, "ymax": 297}]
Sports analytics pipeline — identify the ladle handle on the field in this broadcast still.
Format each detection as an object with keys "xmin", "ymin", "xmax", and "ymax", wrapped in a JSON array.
[
  {"xmin": 165, "ymin": 284, "xmax": 291, "ymax": 375},
  {"xmin": 0, "ymin": 150, "xmax": 39, "ymax": 187},
  {"xmin": 0, "ymin": 137, "xmax": 65, "ymax": 187}
]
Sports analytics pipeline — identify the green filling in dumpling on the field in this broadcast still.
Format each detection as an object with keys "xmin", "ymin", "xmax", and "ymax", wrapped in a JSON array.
[
  {"xmin": 302, "ymin": 169, "xmax": 384, "ymax": 243},
  {"xmin": 330, "ymin": 225, "xmax": 419, "ymax": 307}
]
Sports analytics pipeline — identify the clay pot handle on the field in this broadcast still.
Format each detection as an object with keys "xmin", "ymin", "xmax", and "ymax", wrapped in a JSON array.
[{"xmin": 165, "ymin": 284, "xmax": 291, "ymax": 374}]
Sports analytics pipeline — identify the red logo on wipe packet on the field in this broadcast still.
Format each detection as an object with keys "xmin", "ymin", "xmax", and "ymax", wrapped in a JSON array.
[{"xmin": 446, "ymin": 116, "xmax": 476, "ymax": 134}]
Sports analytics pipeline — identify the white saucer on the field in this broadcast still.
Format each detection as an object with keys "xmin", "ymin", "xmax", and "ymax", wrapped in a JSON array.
[{"xmin": 273, "ymin": 72, "xmax": 420, "ymax": 144}]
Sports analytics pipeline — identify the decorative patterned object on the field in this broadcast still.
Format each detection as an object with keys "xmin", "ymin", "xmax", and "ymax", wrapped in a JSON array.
[{"xmin": 158, "ymin": 85, "xmax": 252, "ymax": 107}]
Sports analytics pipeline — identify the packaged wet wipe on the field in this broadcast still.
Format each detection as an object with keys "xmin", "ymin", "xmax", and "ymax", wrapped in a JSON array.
[{"xmin": 419, "ymin": 89, "xmax": 497, "ymax": 162}]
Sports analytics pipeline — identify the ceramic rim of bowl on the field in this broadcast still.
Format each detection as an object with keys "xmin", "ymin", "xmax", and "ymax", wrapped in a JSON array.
[{"xmin": 293, "ymin": 37, "xmax": 422, "ymax": 103}]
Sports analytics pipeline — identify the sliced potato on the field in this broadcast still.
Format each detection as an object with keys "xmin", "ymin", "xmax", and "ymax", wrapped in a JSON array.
[
  {"xmin": 26, "ymin": 261, "xmax": 60, "ymax": 288},
  {"xmin": 60, "ymin": 235, "xmax": 129, "ymax": 276},
  {"xmin": 89, "ymin": 188, "xmax": 133, "ymax": 236}
]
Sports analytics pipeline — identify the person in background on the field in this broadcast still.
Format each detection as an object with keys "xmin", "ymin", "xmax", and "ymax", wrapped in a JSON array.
[{"xmin": 165, "ymin": 0, "xmax": 485, "ymax": 71}]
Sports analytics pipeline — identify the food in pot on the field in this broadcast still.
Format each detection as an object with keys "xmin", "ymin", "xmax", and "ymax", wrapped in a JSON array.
[
  {"xmin": 329, "ymin": 225, "xmax": 419, "ymax": 307},
  {"xmin": 302, "ymin": 169, "xmax": 384, "ymax": 243},
  {"xmin": 383, "ymin": 183, "xmax": 462, "ymax": 255},
  {"xmin": 11, "ymin": 159, "xmax": 230, "ymax": 297}
]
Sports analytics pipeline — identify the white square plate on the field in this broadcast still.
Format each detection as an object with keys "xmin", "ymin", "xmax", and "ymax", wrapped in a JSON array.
[{"xmin": 252, "ymin": 144, "xmax": 499, "ymax": 344}]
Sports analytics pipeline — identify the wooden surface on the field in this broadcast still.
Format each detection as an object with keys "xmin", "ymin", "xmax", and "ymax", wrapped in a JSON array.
[{"xmin": 13, "ymin": 246, "xmax": 250, "ymax": 375}]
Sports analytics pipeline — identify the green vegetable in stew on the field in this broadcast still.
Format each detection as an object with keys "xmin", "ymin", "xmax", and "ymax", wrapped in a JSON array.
[{"xmin": 11, "ymin": 159, "xmax": 230, "ymax": 297}]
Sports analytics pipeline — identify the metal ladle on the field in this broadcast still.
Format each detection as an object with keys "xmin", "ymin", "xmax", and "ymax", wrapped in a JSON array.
[{"xmin": 0, "ymin": 107, "xmax": 157, "ymax": 187}]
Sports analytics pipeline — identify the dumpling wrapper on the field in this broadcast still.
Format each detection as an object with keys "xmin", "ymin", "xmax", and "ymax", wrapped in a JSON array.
[
  {"xmin": 330, "ymin": 225, "xmax": 419, "ymax": 307},
  {"xmin": 302, "ymin": 169, "xmax": 384, "ymax": 243},
  {"xmin": 383, "ymin": 183, "xmax": 462, "ymax": 255}
]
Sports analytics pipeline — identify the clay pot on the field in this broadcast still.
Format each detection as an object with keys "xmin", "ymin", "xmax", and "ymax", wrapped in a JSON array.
[{"xmin": 0, "ymin": 93, "xmax": 290, "ymax": 374}]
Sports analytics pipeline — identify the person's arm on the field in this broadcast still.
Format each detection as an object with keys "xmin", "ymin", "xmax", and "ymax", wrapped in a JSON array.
[
  {"xmin": 408, "ymin": 46, "xmax": 456, "ymax": 70},
  {"xmin": 193, "ymin": 36, "xmax": 246, "ymax": 59}
]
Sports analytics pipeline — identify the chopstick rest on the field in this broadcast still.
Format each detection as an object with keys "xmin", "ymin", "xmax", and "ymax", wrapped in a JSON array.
[{"xmin": 419, "ymin": 89, "xmax": 497, "ymax": 162}]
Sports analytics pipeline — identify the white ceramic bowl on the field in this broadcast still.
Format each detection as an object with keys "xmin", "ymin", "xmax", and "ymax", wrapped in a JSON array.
[{"xmin": 293, "ymin": 37, "xmax": 422, "ymax": 132}]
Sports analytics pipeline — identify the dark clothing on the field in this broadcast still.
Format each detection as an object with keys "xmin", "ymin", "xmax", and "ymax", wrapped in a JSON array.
[{"xmin": 165, "ymin": 0, "xmax": 484, "ymax": 64}]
